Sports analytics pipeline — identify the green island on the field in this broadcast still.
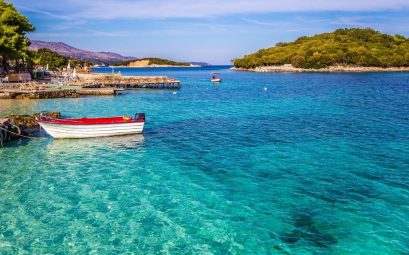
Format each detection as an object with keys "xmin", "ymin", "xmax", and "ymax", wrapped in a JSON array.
[
  {"xmin": 233, "ymin": 28, "xmax": 409, "ymax": 70},
  {"xmin": 114, "ymin": 57, "xmax": 191, "ymax": 67}
]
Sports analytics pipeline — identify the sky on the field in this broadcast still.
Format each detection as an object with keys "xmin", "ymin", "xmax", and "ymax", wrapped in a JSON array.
[{"xmin": 10, "ymin": 0, "xmax": 409, "ymax": 64}]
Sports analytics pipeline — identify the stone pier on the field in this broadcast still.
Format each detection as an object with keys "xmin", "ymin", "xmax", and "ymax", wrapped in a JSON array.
[{"xmin": 0, "ymin": 88, "xmax": 121, "ymax": 99}]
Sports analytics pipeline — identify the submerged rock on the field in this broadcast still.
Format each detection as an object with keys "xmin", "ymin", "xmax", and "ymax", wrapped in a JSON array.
[{"xmin": 282, "ymin": 211, "xmax": 338, "ymax": 249}]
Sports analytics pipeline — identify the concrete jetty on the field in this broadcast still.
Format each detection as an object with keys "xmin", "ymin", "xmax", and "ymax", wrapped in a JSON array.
[
  {"xmin": 0, "ymin": 89, "xmax": 79, "ymax": 99},
  {"xmin": 76, "ymin": 88, "xmax": 123, "ymax": 96},
  {"xmin": 0, "ymin": 73, "xmax": 180, "ymax": 100},
  {"xmin": 0, "ymin": 88, "xmax": 121, "ymax": 99}
]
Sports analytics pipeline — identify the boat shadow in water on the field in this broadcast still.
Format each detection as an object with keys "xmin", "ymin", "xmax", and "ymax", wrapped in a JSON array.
[{"xmin": 46, "ymin": 134, "xmax": 145, "ymax": 154}]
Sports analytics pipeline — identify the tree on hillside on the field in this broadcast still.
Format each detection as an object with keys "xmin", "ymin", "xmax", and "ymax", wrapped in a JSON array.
[
  {"xmin": 0, "ymin": 0, "xmax": 34, "ymax": 70},
  {"xmin": 29, "ymin": 48, "xmax": 69, "ymax": 71},
  {"xmin": 28, "ymin": 48, "xmax": 93, "ymax": 71}
]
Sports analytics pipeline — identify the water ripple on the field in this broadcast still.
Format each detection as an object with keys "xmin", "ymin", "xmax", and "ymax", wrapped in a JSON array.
[{"xmin": 1, "ymin": 70, "xmax": 409, "ymax": 254}]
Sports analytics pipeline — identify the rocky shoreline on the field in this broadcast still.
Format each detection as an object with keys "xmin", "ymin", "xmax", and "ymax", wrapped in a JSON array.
[
  {"xmin": 0, "ymin": 112, "xmax": 60, "ymax": 146},
  {"xmin": 232, "ymin": 65, "xmax": 409, "ymax": 73},
  {"xmin": 0, "ymin": 88, "xmax": 120, "ymax": 99}
]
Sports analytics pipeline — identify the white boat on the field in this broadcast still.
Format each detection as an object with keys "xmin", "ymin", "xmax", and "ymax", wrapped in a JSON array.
[
  {"xmin": 37, "ymin": 113, "xmax": 145, "ymax": 139},
  {"xmin": 210, "ymin": 73, "xmax": 222, "ymax": 82}
]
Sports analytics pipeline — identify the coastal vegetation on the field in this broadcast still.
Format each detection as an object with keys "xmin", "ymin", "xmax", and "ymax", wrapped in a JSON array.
[
  {"xmin": 0, "ymin": 0, "xmax": 34, "ymax": 67},
  {"xmin": 0, "ymin": 1, "xmax": 190, "ymax": 71},
  {"xmin": 115, "ymin": 58, "xmax": 191, "ymax": 67},
  {"xmin": 233, "ymin": 28, "xmax": 409, "ymax": 69},
  {"xmin": 0, "ymin": 2, "xmax": 92, "ymax": 72},
  {"xmin": 28, "ymin": 48, "xmax": 91, "ymax": 71}
]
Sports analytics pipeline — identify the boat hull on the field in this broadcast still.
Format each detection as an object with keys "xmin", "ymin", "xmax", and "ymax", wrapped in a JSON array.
[{"xmin": 39, "ymin": 121, "xmax": 145, "ymax": 138}]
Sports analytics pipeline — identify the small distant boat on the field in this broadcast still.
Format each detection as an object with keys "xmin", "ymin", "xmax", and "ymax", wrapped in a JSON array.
[
  {"xmin": 37, "ymin": 113, "xmax": 145, "ymax": 139},
  {"xmin": 210, "ymin": 73, "xmax": 222, "ymax": 82}
]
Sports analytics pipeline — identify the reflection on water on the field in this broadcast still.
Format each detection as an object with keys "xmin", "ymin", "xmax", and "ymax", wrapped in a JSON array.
[
  {"xmin": 0, "ymin": 100, "xmax": 39, "ymax": 116},
  {"xmin": 46, "ymin": 135, "xmax": 145, "ymax": 155},
  {"xmin": 1, "ymin": 70, "xmax": 409, "ymax": 254}
]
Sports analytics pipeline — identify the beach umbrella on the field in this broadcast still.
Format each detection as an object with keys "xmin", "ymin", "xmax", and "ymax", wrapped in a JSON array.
[
  {"xmin": 72, "ymin": 68, "xmax": 77, "ymax": 78},
  {"xmin": 46, "ymin": 64, "xmax": 49, "ymax": 71}
]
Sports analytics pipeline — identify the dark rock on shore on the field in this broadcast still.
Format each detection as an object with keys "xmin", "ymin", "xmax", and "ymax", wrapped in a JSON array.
[
  {"xmin": 0, "ymin": 112, "xmax": 61, "ymax": 146},
  {"xmin": 8, "ymin": 112, "xmax": 61, "ymax": 128}
]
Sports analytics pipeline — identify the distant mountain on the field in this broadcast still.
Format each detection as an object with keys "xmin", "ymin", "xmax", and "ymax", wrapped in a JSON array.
[{"xmin": 29, "ymin": 40, "xmax": 134, "ymax": 64}]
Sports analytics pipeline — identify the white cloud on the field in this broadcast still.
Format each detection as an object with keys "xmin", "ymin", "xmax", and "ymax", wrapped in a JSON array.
[
  {"xmin": 28, "ymin": 30, "xmax": 130, "ymax": 38},
  {"xmin": 16, "ymin": 5, "xmax": 73, "ymax": 20},
  {"xmin": 15, "ymin": 0, "xmax": 409, "ymax": 20}
]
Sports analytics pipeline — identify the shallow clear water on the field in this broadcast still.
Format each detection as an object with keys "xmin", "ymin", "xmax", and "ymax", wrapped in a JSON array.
[{"xmin": 1, "ymin": 67, "xmax": 409, "ymax": 254}]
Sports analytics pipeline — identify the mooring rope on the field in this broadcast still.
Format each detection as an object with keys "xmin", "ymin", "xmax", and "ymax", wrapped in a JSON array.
[
  {"xmin": 0, "ymin": 130, "xmax": 3, "ymax": 147},
  {"xmin": 0, "ymin": 125, "xmax": 40, "ymax": 139}
]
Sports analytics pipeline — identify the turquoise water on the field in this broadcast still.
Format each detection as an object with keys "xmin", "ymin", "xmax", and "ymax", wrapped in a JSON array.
[{"xmin": 1, "ymin": 66, "xmax": 409, "ymax": 254}]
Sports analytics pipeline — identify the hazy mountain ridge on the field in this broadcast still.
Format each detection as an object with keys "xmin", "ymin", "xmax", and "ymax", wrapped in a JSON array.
[
  {"xmin": 29, "ymin": 40, "xmax": 134, "ymax": 64},
  {"xmin": 29, "ymin": 40, "xmax": 210, "ymax": 66}
]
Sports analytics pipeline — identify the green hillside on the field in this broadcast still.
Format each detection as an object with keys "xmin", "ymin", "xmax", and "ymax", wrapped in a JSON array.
[
  {"xmin": 233, "ymin": 28, "xmax": 409, "ymax": 69},
  {"xmin": 29, "ymin": 48, "xmax": 91, "ymax": 71},
  {"xmin": 114, "ymin": 58, "xmax": 190, "ymax": 66}
]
